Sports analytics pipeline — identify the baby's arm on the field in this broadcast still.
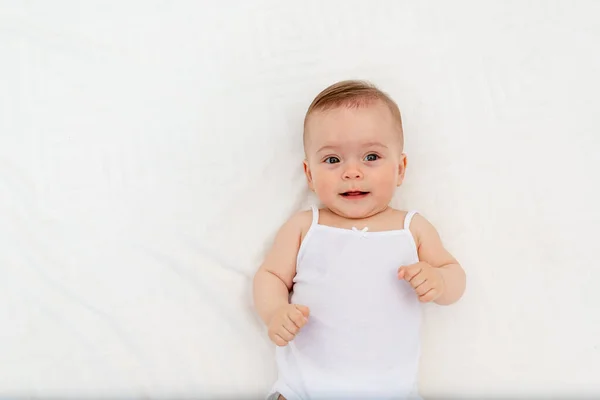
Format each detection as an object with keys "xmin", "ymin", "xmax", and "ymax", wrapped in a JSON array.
[
  {"xmin": 399, "ymin": 214, "xmax": 466, "ymax": 305},
  {"xmin": 253, "ymin": 212, "xmax": 310, "ymax": 345}
]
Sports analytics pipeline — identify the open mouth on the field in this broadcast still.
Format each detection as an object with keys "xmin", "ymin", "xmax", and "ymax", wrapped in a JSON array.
[{"xmin": 340, "ymin": 191, "xmax": 370, "ymax": 198}]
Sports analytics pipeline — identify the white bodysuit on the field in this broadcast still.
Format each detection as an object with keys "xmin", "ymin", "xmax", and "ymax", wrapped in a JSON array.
[{"xmin": 269, "ymin": 206, "xmax": 423, "ymax": 399}]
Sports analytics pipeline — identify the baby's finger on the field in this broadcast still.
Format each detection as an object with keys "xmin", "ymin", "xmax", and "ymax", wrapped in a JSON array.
[
  {"xmin": 272, "ymin": 333, "xmax": 288, "ymax": 347},
  {"xmin": 397, "ymin": 267, "xmax": 406, "ymax": 280},
  {"xmin": 410, "ymin": 274, "xmax": 427, "ymax": 289},
  {"xmin": 283, "ymin": 316, "xmax": 299, "ymax": 334},
  {"xmin": 415, "ymin": 280, "xmax": 432, "ymax": 296},
  {"xmin": 289, "ymin": 308, "xmax": 309, "ymax": 328},
  {"xmin": 277, "ymin": 325, "xmax": 295, "ymax": 342},
  {"xmin": 419, "ymin": 288, "xmax": 438, "ymax": 303},
  {"xmin": 399, "ymin": 264, "xmax": 423, "ymax": 281},
  {"xmin": 295, "ymin": 304, "xmax": 310, "ymax": 318}
]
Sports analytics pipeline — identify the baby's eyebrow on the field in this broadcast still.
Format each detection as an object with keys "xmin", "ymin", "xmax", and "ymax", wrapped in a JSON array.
[
  {"xmin": 316, "ymin": 142, "xmax": 388, "ymax": 153},
  {"xmin": 316, "ymin": 145, "xmax": 338, "ymax": 153},
  {"xmin": 362, "ymin": 142, "xmax": 388, "ymax": 149}
]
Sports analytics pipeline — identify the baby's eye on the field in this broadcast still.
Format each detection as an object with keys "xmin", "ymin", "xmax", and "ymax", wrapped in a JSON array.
[
  {"xmin": 324, "ymin": 156, "xmax": 340, "ymax": 164},
  {"xmin": 364, "ymin": 154, "xmax": 379, "ymax": 162}
]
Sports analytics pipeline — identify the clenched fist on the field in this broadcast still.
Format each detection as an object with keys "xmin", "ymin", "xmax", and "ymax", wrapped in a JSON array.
[
  {"xmin": 268, "ymin": 304, "xmax": 310, "ymax": 347},
  {"xmin": 398, "ymin": 261, "xmax": 445, "ymax": 303}
]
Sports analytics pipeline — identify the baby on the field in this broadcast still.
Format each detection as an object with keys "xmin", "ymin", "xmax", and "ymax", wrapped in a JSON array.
[{"xmin": 253, "ymin": 80, "xmax": 466, "ymax": 399}]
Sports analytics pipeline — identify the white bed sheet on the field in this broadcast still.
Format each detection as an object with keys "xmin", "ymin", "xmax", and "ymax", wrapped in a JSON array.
[{"xmin": 1, "ymin": 0, "xmax": 599, "ymax": 398}]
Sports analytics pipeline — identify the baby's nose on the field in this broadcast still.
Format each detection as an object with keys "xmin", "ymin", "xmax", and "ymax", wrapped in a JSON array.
[{"xmin": 343, "ymin": 167, "xmax": 363, "ymax": 180}]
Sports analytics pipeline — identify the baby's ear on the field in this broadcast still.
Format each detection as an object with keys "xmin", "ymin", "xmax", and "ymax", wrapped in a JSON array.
[
  {"xmin": 303, "ymin": 160, "xmax": 315, "ymax": 191},
  {"xmin": 397, "ymin": 153, "xmax": 408, "ymax": 186}
]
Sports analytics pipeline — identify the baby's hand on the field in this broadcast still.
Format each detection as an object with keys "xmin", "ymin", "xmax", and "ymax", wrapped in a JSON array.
[
  {"xmin": 268, "ymin": 304, "xmax": 310, "ymax": 347},
  {"xmin": 398, "ymin": 262, "xmax": 445, "ymax": 303}
]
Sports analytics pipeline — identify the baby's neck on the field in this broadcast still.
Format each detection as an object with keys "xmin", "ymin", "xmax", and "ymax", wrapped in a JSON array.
[{"xmin": 318, "ymin": 206, "xmax": 406, "ymax": 232}]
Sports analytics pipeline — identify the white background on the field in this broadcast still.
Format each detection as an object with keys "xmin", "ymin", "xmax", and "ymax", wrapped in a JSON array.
[{"xmin": 1, "ymin": 1, "xmax": 599, "ymax": 398}]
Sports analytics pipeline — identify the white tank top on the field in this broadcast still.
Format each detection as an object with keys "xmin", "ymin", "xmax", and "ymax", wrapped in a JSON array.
[{"xmin": 270, "ymin": 206, "xmax": 423, "ymax": 400}]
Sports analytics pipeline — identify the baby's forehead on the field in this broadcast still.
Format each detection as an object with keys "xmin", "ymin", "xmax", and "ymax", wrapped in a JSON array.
[
  {"xmin": 304, "ymin": 105, "xmax": 400, "ymax": 151},
  {"xmin": 309, "ymin": 130, "xmax": 395, "ymax": 147}
]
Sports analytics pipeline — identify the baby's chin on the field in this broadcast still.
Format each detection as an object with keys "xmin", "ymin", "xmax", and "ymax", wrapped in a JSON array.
[{"xmin": 327, "ymin": 203, "xmax": 383, "ymax": 220}]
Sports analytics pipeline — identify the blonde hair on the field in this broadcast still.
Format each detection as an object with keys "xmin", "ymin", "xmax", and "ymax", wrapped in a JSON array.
[{"xmin": 303, "ymin": 80, "xmax": 404, "ymax": 148}]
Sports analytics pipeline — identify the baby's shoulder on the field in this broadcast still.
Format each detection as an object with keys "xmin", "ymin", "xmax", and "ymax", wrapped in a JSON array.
[
  {"xmin": 386, "ymin": 208, "xmax": 409, "ymax": 219},
  {"xmin": 387, "ymin": 207, "xmax": 441, "ymax": 245},
  {"xmin": 386, "ymin": 207, "xmax": 429, "ymax": 231},
  {"xmin": 283, "ymin": 209, "xmax": 314, "ymax": 241},
  {"xmin": 385, "ymin": 208, "xmax": 413, "ymax": 227}
]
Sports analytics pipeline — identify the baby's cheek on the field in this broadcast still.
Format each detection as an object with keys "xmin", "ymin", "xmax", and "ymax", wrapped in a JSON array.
[
  {"xmin": 314, "ymin": 173, "xmax": 335, "ymax": 189},
  {"xmin": 312, "ymin": 179, "xmax": 329, "ymax": 198},
  {"xmin": 372, "ymin": 168, "xmax": 395, "ymax": 185}
]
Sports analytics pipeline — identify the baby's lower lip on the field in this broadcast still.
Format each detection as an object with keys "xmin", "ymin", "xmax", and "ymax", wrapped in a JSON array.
[{"xmin": 341, "ymin": 191, "xmax": 369, "ymax": 199}]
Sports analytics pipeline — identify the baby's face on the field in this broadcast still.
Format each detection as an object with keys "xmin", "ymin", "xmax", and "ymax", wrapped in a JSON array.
[{"xmin": 303, "ymin": 101, "xmax": 406, "ymax": 219}]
